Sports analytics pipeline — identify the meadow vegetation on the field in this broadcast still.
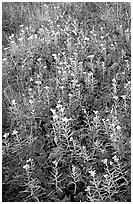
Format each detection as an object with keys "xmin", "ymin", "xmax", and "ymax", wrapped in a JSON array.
[{"xmin": 2, "ymin": 2, "xmax": 131, "ymax": 202}]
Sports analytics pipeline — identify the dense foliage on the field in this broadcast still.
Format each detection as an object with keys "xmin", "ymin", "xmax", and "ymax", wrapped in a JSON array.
[{"xmin": 2, "ymin": 2, "xmax": 131, "ymax": 202}]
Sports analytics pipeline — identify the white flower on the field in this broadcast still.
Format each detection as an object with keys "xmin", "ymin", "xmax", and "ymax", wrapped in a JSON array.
[
  {"xmin": 102, "ymin": 47, "xmax": 106, "ymax": 51},
  {"xmin": 62, "ymin": 117, "xmax": 71, "ymax": 123},
  {"xmin": 103, "ymin": 174, "xmax": 108, "ymax": 179},
  {"xmin": 3, "ymin": 58, "xmax": 7, "ymax": 62},
  {"xmin": 28, "ymin": 88, "xmax": 32, "ymax": 92},
  {"xmin": 50, "ymin": 108, "xmax": 56, "ymax": 115},
  {"xmin": 9, "ymin": 34, "xmax": 14, "ymax": 40},
  {"xmin": 93, "ymin": 110, "xmax": 98, "ymax": 115},
  {"xmin": 12, "ymin": 130, "xmax": 19, "ymax": 135},
  {"xmin": 87, "ymin": 55, "xmax": 94, "ymax": 58},
  {"xmin": 110, "ymin": 161, "xmax": 113, "ymax": 165},
  {"xmin": 112, "ymin": 78, "xmax": 116, "ymax": 83},
  {"xmin": 37, "ymin": 58, "xmax": 41, "ymax": 62},
  {"xmin": 90, "ymin": 30, "xmax": 94, "ymax": 34},
  {"xmin": 10, "ymin": 40, "xmax": 16, "ymax": 44},
  {"xmin": 30, "ymin": 78, "xmax": 33, "ymax": 82},
  {"xmin": 100, "ymin": 36, "xmax": 104, "ymax": 39},
  {"xmin": 60, "ymin": 107, "xmax": 65, "ymax": 113},
  {"xmin": 35, "ymin": 80, "xmax": 42, "ymax": 85},
  {"xmin": 23, "ymin": 164, "xmax": 30, "ymax": 171},
  {"xmin": 52, "ymin": 54, "xmax": 57, "ymax": 59},
  {"xmin": 28, "ymin": 35, "xmax": 33, "ymax": 40},
  {"xmin": 53, "ymin": 114, "xmax": 58, "ymax": 121},
  {"xmin": 34, "ymin": 34, "xmax": 37, "ymax": 38},
  {"xmin": 26, "ymin": 158, "xmax": 33, "ymax": 163},
  {"xmin": 113, "ymin": 96, "xmax": 118, "ymax": 100},
  {"xmin": 116, "ymin": 125, "xmax": 121, "ymax": 131},
  {"xmin": 3, "ymin": 133, "xmax": 9, "ymax": 139},
  {"xmin": 121, "ymin": 95, "xmax": 126, "ymax": 100},
  {"xmin": 89, "ymin": 170, "xmax": 96, "ymax": 177},
  {"xmin": 84, "ymin": 37, "xmax": 89, "ymax": 41},
  {"xmin": 29, "ymin": 99, "xmax": 33, "ymax": 105},
  {"xmin": 85, "ymin": 186, "xmax": 90, "ymax": 191},
  {"xmin": 102, "ymin": 158, "xmax": 108, "ymax": 165},
  {"xmin": 56, "ymin": 103, "xmax": 62, "ymax": 110},
  {"xmin": 52, "ymin": 160, "xmax": 58, "ymax": 167},
  {"xmin": 82, "ymin": 108, "xmax": 87, "ymax": 114},
  {"xmin": 12, "ymin": 99, "xmax": 17, "ymax": 106},
  {"xmin": 18, "ymin": 38, "xmax": 23, "ymax": 41},
  {"xmin": 72, "ymin": 165, "xmax": 76, "ymax": 173},
  {"xmin": 112, "ymin": 155, "xmax": 119, "ymax": 163},
  {"xmin": 70, "ymin": 137, "xmax": 73, "ymax": 141}
]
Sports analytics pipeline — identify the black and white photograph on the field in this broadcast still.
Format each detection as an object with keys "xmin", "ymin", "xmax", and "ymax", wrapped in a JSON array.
[{"xmin": 2, "ymin": 2, "xmax": 131, "ymax": 202}]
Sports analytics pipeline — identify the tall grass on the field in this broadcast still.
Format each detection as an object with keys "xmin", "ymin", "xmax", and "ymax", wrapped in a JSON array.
[{"xmin": 2, "ymin": 2, "xmax": 131, "ymax": 202}]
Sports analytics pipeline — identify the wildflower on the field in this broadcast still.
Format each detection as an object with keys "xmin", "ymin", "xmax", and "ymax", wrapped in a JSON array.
[
  {"xmin": 29, "ymin": 99, "xmax": 33, "ymax": 105},
  {"xmin": 53, "ymin": 114, "xmax": 58, "ymax": 121},
  {"xmin": 100, "ymin": 36, "xmax": 104, "ymax": 39},
  {"xmin": 85, "ymin": 186, "xmax": 90, "ymax": 191},
  {"xmin": 90, "ymin": 30, "xmax": 94, "ymax": 34},
  {"xmin": 52, "ymin": 160, "xmax": 58, "ymax": 167},
  {"xmin": 9, "ymin": 34, "xmax": 14, "ymax": 40},
  {"xmin": 102, "ymin": 158, "xmax": 108, "ymax": 165},
  {"xmin": 3, "ymin": 58, "xmax": 7, "ymax": 62},
  {"xmin": 23, "ymin": 164, "xmax": 30, "ymax": 171},
  {"xmin": 31, "ymin": 109, "xmax": 35, "ymax": 114},
  {"xmin": 59, "ymin": 106, "xmax": 65, "ymax": 113},
  {"xmin": 35, "ymin": 80, "xmax": 42, "ymax": 85},
  {"xmin": 113, "ymin": 96, "xmax": 118, "ymax": 100},
  {"xmin": 10, "ymin": 40, "xmax": 16, "ymax": 44},
  {"xmin": 116, "ymin": 125, "xmax": 121, "ymax": 131},
  {"xmin": 52, "ymin": 54, "xmax": 57, "ymax": 59},
  {"xmin": 37, "ymin": 58, "xmax": 41, "ymax": 62},
  {"xmin": 50, "ymin": 108, "xmax": 56, "ymax": 115},
  {"xmin": 28, "ymin": 35, "xmax": 33, "ymax": 40},
  {"xmin": 100, "ymin": 43, "xmax": 104, "ymax": 47},
  {"xmin": 112, "ymin": 155, "xmax": 119, "ymax": 163},
  {"xmin": 89, "ymin": 170, "xmax": 96, "ymax": 177},
  {"xmin": 72, "ymin": 165, "xmax": 76, "ymax": 173},
  {"xmin": 112, "ymin": 78, "xmax": 116, "ymax": 83},
  {"xmin": 11, "ymin": 99, "xmax": 16, "ymax": 106},
  {"xmin": 12, "ymin": 130, "xmax": 19, "ymax": 135},
  {"xmin": 70, "ymin": 137, "xmax": 73, "ymax": 141},
  {"xmin": 110, "ymin": 161, "xmax": 113, "ymax": 165},
  {"xmin": 18, "ymin": 38, "xmax": 23, "ymax": 42},
  {"xmin": 26, "ymin": 158, "xmax": 33, "ymax": 163},
  {"xmin": 82, "ymin": 108, "xmax": 87, "ymax": 114},
  {"xmin": 84, "ymin": 37, "xmax": 89, "ymax": 41},
  {"xmin": 121, "ymin": 95, "xmax": 126, "ymax": 100},
  {"xmin": 28, "ymin": 88, "xmax": 32, "ymax": 92},
  {"xmin": 30, "ymin": 78, "xmax": 33, "ymax": 82},
  {"xmin": 56, "ymin": 103, "xmax": 62, "ymax": 110},
  {"xmin": 34, "ymin": 34, "xmax": 37, "ymax": 38},
  {"xmin": 3, "ymin": 133, "xmax": 9, "ymax": 139},
  {"xmin": 62, "ymin": 117, "xmax": 71, "ymax": 123},
  {"xmin": 87, "ymin": 55, "xmax": 94, "ymax": 59},
  {"xmin": 103, "ymin": 174, "xmax": 108, "ymax": 179},
  {"xmin": 93, "ymin": 110, "xmax": 98, "ymax": 115},
  {"xmin": 68, "ymin": 93, "xmax": 73, "ymax": 98}
]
